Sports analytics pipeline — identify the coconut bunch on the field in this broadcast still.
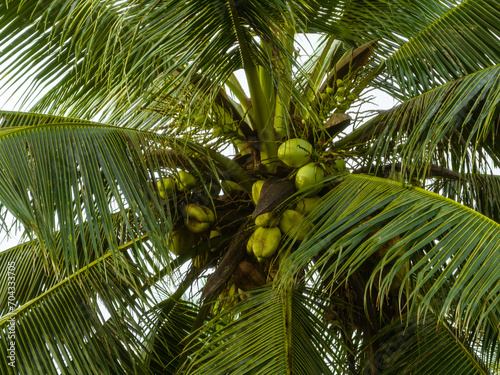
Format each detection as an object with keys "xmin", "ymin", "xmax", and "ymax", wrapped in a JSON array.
[
  {"xmin": 157, "ymin": 170, "xmax": 199, "ymax": 198},
  {"xmin": 157, "ymin": 44, "xmax": 376, "ymax": 310},
  {"xmin": 320, "ymin": 78, "xmax": 359, "ymax": 115},
  {"xmin": 245, "ymin": 137, "xmax": 347, "ymax": 263},
  {"xmin": 158, "ymin": 170, "xmax": 218, "ymax": 256}
]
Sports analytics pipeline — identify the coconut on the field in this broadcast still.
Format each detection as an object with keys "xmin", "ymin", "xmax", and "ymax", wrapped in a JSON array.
[
  {"xmin": 295, "ymin": 196, "xmax": 321, "ymax": 215},
  {"xmin": 252, "ymin": 180, "xmax": 265, "ymax": 205},
  {"xmin": 246, "ymin": 232, "xmax": 256, "ymax": 255},
  {"xmin": 277, "ymin": 139, "xmax": 313, "ymax": 168},
  {"xmin": 295, "ymin": 163, "xmax": 325, "ymax": 194},
  {"xmin": 177, "ymin": 171, "xmax": 197, "ymax": 191},
  {"xmin": 167, "ymin": 227, "xmax": 197, "ymax": 256},
  {"xmin": 157, "ymin": 178, "xmax": 176, "ymax": 198},
  {"xmin": 185, "ymin": 219, "xmax": 210, "ymax": 234},
  {"xmin": 279, "ymin": 210, "xmax": 314, "ymax": 241},
  {"xmin": 183, "ymin": 204, "xmax": 215, "ymax": 233},
  {"xmin": 332, "ymin": 158, "xmax": 346, "ymax": 173},
  {"xmin": 251, "ymin": 227, "xmax": 281, "ymax": 258},
  {"xmin": 254, "ymin": 212, "xmax": 280, "ymax": 228}
]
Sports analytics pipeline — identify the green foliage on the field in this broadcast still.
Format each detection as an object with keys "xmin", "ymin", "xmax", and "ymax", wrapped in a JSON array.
[{"xmin": 0, "ymin": 1, "xmax": 499, "ymax": 374}]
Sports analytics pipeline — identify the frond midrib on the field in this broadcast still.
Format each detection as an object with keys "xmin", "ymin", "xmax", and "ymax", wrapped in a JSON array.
[
  {"xmin": 351, "ymin": 174, "xmax": 500, "ymax": 232},
  {"xmin": 0, "ymin": 234, "xmax": 146, "ymax": 322}
]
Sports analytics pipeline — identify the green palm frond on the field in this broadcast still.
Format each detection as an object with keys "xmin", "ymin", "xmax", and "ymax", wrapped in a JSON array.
[
  {"xmin": 0, "ymin": 244, "xmax": 151, "ymax": 374},
  {"xmin": 0, "ymin": 1, "xmax": 306, "ymax": 125},
  {"xmin": 0, "ymin": 111, "xmax": 98, "ymax": 128},
  {"xmin": 0, "ymin": 121, "xmax": 164, "ymax": 271},
  {"xmin": 182, "ymin": 285, "xmax": 345, "ymax": 375},
  {"xmin": 295, "ymin": 35, "xmax": 346, "ymax": 95},
  {"xmin": 475, "ymin": 310, "xmax": 500, "ymax": 371},
  {"xmin": 281, "ymin": 174, "xmax": 500, "ymax": 334},
  {"xmin": 369, "ymin": 313, "xmax": 493, "ymax": 374},
  {"xmin": 185, "ymin": 286, "xmax": 349, "ymax": 374},
  {"xmin": 296, "ymin": 0, "xmax": 457, "ymax": 44},
  {"xmin": 340, "ymin": 64, "xmax": 500, "ymax": 177},
  {"xmin": 0, "ymin": 114, "xmax": 245, "ymax": 275},
  {"xmin": 145, "ymin": 299, "xmax": 200, "ymax": 374},
  {"xmin": 378, "ymin": 0, "xmax": 500, "ymax": 98},
  {"xmin": 0, "ymin": 210, "xmax": 140, "ymax": 315},
  {"xmin": 431, "ymin": 173, "xmax": 500, "ymax": 223}
]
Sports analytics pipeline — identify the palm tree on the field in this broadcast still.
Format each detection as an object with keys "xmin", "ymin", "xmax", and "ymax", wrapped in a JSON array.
[{"xmin": 0, "ymin": 0, "xmax": 498, "ymax": 373}]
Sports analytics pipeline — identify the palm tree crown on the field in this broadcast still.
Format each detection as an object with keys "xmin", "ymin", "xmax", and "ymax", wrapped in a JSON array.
[{"xmin": 0, "ymin": 0, "xmax": 499, "ymax": 374}]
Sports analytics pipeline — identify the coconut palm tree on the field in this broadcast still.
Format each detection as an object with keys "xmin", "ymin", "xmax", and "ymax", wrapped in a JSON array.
[{"xmin": 0, "ymin": 0, "xmax": 498, "ymax": 373}]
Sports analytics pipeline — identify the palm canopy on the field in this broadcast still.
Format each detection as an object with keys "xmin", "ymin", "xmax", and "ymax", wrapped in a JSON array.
[{"xmin": 0, "ymin": 0, "xmax": 499, "ymax": 373}]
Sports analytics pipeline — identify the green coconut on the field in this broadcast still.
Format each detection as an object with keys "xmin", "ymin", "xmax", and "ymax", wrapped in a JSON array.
[
  {"xmin": 295, "ymin": 163, "xmax": 325, "ymax": 194},
  {"xmin": 255, "ymin": 212, "xmax": 280, "ymax": 228},
  {"xmin": 157, "ymin": 178, "xmax": 176, "ymax": 198},
  {"xmin": 167, "ymin": 227, "xmax": 197, "ymax": 256},
  {"xmin": 177, "ymin": 171, "xmax": 197, "ymax": 191},
  {"xmin": 277, "ymin": 139, "xmax": 313, "ymax": 168},
  {"xmin": 295, "ymin": 196, "xmax": 321, "ymax": 215},
  {"xmin": 183, "ymin": 204, "xmax": 215, "ymax": 233},
  {"xmin": 251, "ymin": 227, "xmax": 282, "ymax": 258},
  {"xmin": 246, "ymin": 232, "xmax": 256, "ymax": 255},
  {"xmin": 279, "ymin": 210, "xmax": 314, "ymax": 241},
  {"xmin": 252, "ymin": 180, "xmax": 265, "ymax": 205}
]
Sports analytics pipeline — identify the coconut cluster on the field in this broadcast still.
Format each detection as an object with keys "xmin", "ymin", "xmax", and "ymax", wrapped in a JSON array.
[
  {"xmin": 313, "ymin": 77, "xmax": 359, "ymax": 123},
  {"xmin": 159, "ymin": 171, "xmax": 218, "ymax": 258},
  {"xmin": 246, "ymin": 138, "xmax": 345, "ymax": 262},
  {"xmin": 157, "ymin": 170, "xmax": 198, "ymax": 198},
  {"xmin": 159, "ymin": 140, "xmax": 347, "ymax": 306}
]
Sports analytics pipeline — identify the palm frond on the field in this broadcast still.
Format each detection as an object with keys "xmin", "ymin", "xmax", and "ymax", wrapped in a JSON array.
[
  {"xmin": 281, "ymin": 174, "xmax": 500, "ymax": 335},
  {"xmin": 182, "ymin": 285, "xmax": 344, "ymax": 374},
  {"xmin": 431, "ymin": 173, "xmax": 500, "ymax": 223},
  {"xmin": 0, "ymin": 111, "xmax": 98, "ymax": 128},
  {"xmin": 0, "ymin": 1, "xmax": 308, "ymax": 127},
  {"xmin": 338, "ymin": 64, "xmax": 500, "ymax": 177},
  {"xmin": 0, "ymin": 113, "xmax": 248, "ymax": 276},
  {"xmin": 145, "ymin": 298, "xmax": 200, "ymax": 374},
  {"xmin": 378, "ymin": 0, "xmax": 500, "ymax": 99},
  {"xmin": 0, "ymin": 210, "xmax": 141, "ymax": 316},
  {"xmin": 368, "ymin": 313, "xmax": 494, "ymax": 374},
  {"xmin": 0, "ymin": 245, "xmax": 151, "ymax": 374},
  {"xmin": 296, "ymin": 0, "xmax": 457, "ymax": 43}
]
